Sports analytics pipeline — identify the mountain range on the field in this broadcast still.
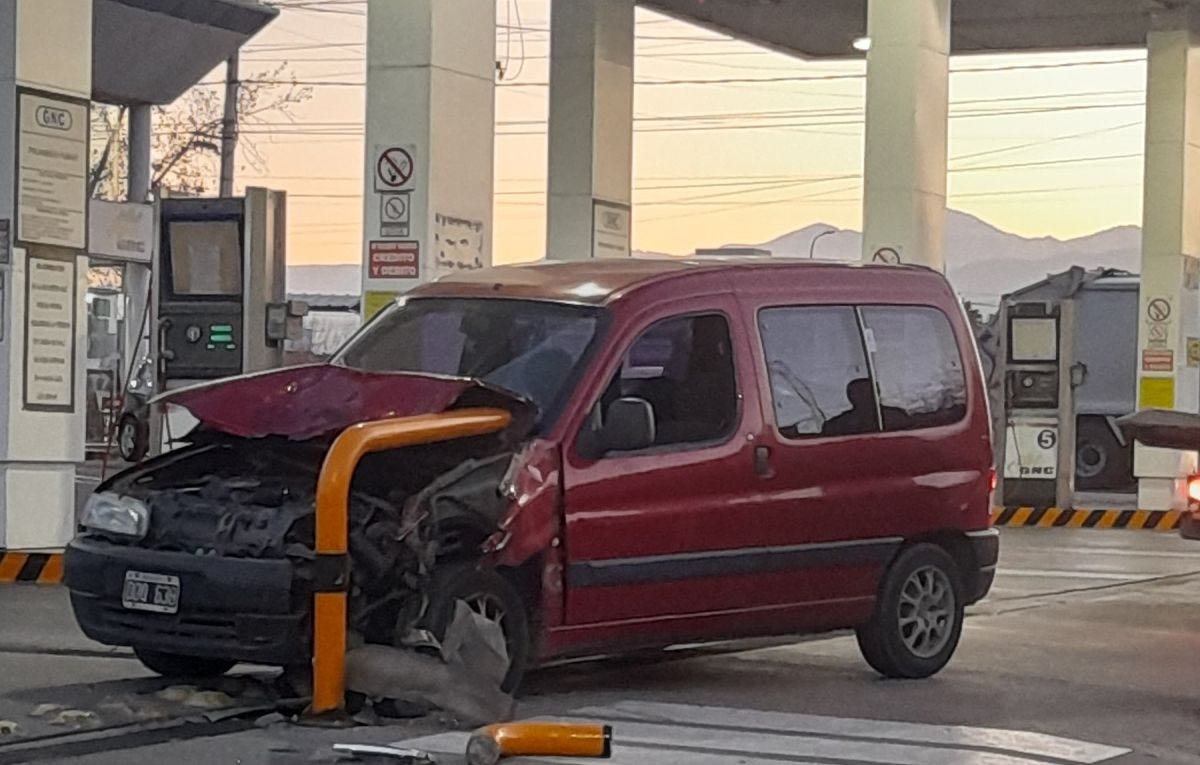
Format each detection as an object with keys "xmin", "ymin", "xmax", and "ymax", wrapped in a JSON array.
[{"xmin": 287, "ymin": 210, "xmax": 1142, "ymax": 308}]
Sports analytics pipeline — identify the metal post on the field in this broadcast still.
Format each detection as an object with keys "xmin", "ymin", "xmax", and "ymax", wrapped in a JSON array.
[
  {"xmin": 219, "ymin": 53, "xmax": 240, "ymax": 198},
  {"xmin": 809, "ymin": 228, "xmax": 835, "ymax": 259},
  {"xmin": 307, "ymin": 409, "xmax": 513, "ymax": 718},
  {"xmin": 1056, "ymin": 297, "xmax": 1078, "ymax": 510},
  {"xmin": 127, "ymin": 104, "xmax": 152, "ymax": 203}
]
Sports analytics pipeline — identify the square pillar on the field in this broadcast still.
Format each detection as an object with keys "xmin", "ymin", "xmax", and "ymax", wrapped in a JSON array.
[
  {"xmin": 360, "ymin": 0, "xmax": 495, "ymax": 320},
  {"xmin": 546, "ymin": 0, "xmax": 634, "ymax": 261},
  {"xmin": 861, "ymin": 0, "xmax": 950, "ymax": 270},
  {"xmin": 0, "ymin": 0, "xmax": 92, "ymax": 550},
  {"xmin": 1135, "ymin": 23, "xmax": 1200, "ymax": 511}
]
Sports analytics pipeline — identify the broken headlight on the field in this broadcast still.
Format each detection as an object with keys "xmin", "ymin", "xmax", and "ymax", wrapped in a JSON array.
[{"xmin": 81, "ymin": 492, "xmax": 150, "ymax": 540}]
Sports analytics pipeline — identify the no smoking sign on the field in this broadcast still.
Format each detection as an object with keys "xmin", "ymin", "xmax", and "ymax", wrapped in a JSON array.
[
  {"xmin": 375, "ymin": 146, "xmax": 415, "ymax": 191},
  {"xmin": 379, "ymin": 191, "xmax": 411, "ymax": 238}
]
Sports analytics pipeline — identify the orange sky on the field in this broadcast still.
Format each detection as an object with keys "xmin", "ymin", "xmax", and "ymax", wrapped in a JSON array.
[{"xmin": 227, "ymin": 1, "xmax": 1150, "ymax": 269}]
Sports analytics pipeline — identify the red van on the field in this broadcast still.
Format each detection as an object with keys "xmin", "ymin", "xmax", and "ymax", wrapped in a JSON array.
[{"xmin": 66, "ymin": 258, "xmax": 997, "ymax": 690}]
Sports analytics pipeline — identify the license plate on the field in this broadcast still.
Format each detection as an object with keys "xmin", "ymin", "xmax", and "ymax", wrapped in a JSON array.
[{"xmin": 122, "ymin": 571, "xmax": 180, "ymax": 614}]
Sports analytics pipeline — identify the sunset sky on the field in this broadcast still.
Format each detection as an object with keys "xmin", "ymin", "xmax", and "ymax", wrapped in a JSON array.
[{"xmin": 225, "ymin": 1, "xmax": 1150, "ymax": 271}]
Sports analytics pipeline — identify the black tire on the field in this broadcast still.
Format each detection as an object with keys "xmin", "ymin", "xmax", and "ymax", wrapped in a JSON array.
[
  {"xmin": 420, "ymin": 561, "xmax": 532, "ymax": 693},
  {"xmin": 133, "ymin": 647, "xmax": 236, "ymax": 679},
  {"xmin": 117, "ymin": 414, "xmax": 148, "ymax": 463},
  {"xmin": 1180, "ymin": 514, "xmax": 1200, "ymax": 540},
  {"xmin": 856, "ymin": 543, "xmax": 964, "ymax": 679}
]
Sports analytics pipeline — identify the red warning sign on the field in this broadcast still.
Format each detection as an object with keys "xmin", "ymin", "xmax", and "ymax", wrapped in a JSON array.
[
  {"xmin": 1142, "ymin": 349, "xmax": 1174, "ymax": 372},
  {"xmin": 368, "ymin": 241, "xmax": 419, "ymax": 280}
]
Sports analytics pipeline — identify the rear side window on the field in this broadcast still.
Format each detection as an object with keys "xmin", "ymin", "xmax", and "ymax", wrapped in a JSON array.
[
  {"xmin": 758, "ymin": 307, "xmax": 877, "ymax": 439},
  {"xmin": 859, "ymin": 307, "xmax": 967, "ymax": 432}
]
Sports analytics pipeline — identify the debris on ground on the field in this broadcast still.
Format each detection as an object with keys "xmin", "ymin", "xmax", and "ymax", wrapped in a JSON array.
[
  {"xmin": 345, "ymin": 599, "xmax": 515, "ymax": 728},
  {"xmin": 47, "ymin": 709, "xmax": 98, "ymax": 727},
  {"xmin": 182, "ymin": 690, "xmax": 235, "ymax": 709},
  {"xmin": 28, "ymin": 703, "xmax": 66, "ymax": 719},
  {"xmin": 332, "ymin": 743, "xmax": 436, "ymax": 763},
  {"xmin": 0, "ymin": 720, "xmax": 19, "ymax": 736},
  {"xmin": 465, "ymin": 722, "xmax": 614, "ymax": 765}
]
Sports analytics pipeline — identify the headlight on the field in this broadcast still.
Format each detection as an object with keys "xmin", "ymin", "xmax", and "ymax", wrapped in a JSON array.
[{"xmin": 81, "ymin": 493, "xmax": 150, "ymax": 539}]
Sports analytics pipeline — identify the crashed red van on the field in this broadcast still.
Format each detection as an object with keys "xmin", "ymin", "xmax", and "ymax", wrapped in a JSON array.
[{"xmin": 65, "ymin": 258, "xmax": 997, "ymax": 690}]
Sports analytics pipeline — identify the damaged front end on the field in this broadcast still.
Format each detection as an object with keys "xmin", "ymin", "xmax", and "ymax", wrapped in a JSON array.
[{"xmin": 64, "ymin": 366, "xmax": 543, "ymax": 674}]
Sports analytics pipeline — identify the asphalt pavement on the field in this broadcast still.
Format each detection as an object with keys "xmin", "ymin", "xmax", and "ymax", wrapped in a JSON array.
[{"xmin": 2, "ymin": 527, "xmax": 1199, "ymax": 764}]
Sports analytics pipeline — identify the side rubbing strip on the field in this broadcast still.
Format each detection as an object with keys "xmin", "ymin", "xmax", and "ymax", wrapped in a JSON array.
[{"xmin": 568, "ymin": 538, "xmax": 903, "ymax": 588}]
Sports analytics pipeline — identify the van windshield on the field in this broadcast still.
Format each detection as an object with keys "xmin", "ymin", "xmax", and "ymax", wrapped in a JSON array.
[{"xmin": 334, "ymin": 297, "xmax": 606, "ymax": 429}]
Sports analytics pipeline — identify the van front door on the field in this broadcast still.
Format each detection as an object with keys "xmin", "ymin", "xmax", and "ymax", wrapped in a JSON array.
[{"xmin": 557, "ymin": 302, "xmax": 779, "ymax": 648}]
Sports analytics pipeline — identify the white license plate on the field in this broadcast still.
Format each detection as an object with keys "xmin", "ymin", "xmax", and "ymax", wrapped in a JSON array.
[{"xmin": 121, "ymin": 571, "xmax": 180, "ymax": 614}]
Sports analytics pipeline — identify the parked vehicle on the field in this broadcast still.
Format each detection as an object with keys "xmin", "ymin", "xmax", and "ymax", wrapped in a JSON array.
[
  {"xmin": 1118, "ymin": 409, "xmax": 1200, "ymax": 539},
  {"xmin": 115, "ymin": 357, "xmax": 155, "ymax": 463},
  {"xmin": 65, "ymin": 258, "xmax": 997, "ymax": 689}
]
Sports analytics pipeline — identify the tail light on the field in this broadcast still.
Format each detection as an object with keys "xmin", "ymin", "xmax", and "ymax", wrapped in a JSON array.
[
  {"xmin": 989, "ymin": 468, "xmax": 998, "ymax": 494},
  {"xmin": 1187, "ymin": 475, "xmax": 1200, "ymax": 511}
]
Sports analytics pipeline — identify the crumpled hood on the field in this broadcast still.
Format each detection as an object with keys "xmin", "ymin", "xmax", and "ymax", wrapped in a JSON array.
[{"xmin": 155, "ymin": 364, "xmax": 531, "ymax": 441}]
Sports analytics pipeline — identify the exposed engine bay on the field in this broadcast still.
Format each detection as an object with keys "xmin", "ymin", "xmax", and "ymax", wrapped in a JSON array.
[{"xmin": 87, "ymin": 427, "xmax": 520, "ymax": 648}]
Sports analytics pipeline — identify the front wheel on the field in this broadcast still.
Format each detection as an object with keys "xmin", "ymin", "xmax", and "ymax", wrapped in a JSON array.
[
  {"xmin": 856, "ymin": 544, "xmax": 964, "ymax": 679},
  {"xmin": 133, "ymin": 647, "xmax": 235, "ymax": 679},
  {"xmin": 420, "ymin": 561, "xmax": 532, "ymax": 693}
]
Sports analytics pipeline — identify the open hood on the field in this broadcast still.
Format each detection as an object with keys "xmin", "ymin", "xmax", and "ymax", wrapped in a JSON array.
[
  {"xmin": 1117, "ymin": 409, "xmax": 1200, "ymax": 452},
  {"xmin": 155, "ymin": 364, "xmax": 532, "ymax": 441}
]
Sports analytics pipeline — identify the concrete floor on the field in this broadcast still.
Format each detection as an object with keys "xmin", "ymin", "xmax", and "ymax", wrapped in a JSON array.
[{"xmin": 2, "ymin": 528, "xmax": 1200, "ymax": 764}]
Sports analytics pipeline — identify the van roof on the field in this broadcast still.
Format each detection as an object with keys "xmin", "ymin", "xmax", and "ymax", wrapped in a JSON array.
[{"xmin": 412, "ymin": 257, "xmax": 933, "ymax": 305}]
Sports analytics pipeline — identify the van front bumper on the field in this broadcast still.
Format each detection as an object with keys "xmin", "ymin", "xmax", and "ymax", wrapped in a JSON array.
[{"xmin": 64, "ymin": 536, "xmax": 308, "ymax": 666}]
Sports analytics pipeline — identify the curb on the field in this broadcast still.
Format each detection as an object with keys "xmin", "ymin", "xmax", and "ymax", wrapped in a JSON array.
[
  {"xmin": 0, "ymin": 552, "xmax": 64, "ymax": 584},
  {"xmin": 991, "ymin": 507, "xmax": 1182, "ymax": 531}
]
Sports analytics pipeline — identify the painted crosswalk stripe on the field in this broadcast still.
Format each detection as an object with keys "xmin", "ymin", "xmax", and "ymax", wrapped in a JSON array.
[{"xmin": 398, "ymin": 702, "xmax": 1130, "ymax": 764}]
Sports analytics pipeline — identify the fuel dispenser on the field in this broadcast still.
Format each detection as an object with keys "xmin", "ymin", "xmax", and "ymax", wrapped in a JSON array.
[
  {"xmin": 992, "ymin": 268, "xmax": 1140, "ymax": 510},
  {"xmin": 148, "ymin": 188, "xmax": 305, "ymax": 454}
]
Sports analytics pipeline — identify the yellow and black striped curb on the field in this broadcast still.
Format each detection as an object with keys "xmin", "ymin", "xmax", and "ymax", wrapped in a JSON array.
[
  {"xmin": 0, "ymin": 551, "xmax": 64, "ymax": 584},
  {"xmin": 991, "ymin": 507, "xmax": 1183, "ymax": 531}
]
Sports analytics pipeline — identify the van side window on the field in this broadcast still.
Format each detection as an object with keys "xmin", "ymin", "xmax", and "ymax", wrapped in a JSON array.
[
  {"xmin": 859, "ymin": 306, "xmax": 967, "ymax": 432},
  {"xmin": 592, "ymin": 314, "xmax": 738, "ymax": 452},
  {"xmin": 758, "ymin": 307, "xmax": 878, "ymax": 439}
]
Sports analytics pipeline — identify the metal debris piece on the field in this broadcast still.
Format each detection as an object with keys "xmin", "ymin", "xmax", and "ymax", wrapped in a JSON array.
[
  {"xmin": 332, "ymin": 743, "xmax": 435, "ymax": 763},
  {"xmin": 0, "ymin": 720, "xmax": 19, "ymax": 736}
]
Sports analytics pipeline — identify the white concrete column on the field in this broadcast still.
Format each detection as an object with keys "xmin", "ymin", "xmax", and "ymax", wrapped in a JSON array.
[
  {"xmin": 360, "ymin": 0, "xmax": 495, "ymax": 320},
  {"xmin": 545, "ymin": 0, "xmax": 634, "ymax": 261},
  {"xmin": 1135, "ymin": 24, "xmax": 1200, "ymax": 511},
  {"xmin": 861, "ymin": 0, "xmax": 950, "ymax": 270},
  {"xmin": 0, "ymin": 0, "xmax": 92, "ymax": 550}
]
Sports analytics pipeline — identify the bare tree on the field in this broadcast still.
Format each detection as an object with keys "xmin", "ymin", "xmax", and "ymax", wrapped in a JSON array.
[{"xmin": 90, "ymin": 64, "xmax": 313, "ymax": 199}]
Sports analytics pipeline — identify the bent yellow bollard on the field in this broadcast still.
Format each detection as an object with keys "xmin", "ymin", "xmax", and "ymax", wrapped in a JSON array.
[
  {"xmin": 307, "ymin": 408, "xmax": 513, "ymax": 717},
  {"xmin": 466, "ymin": 722, "xmax": 613, "ymax": 764}
]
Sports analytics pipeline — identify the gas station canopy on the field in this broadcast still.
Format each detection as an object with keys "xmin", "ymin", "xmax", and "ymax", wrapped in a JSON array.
[
  {"xmin": 92, "ymin": 0, "xmax": 278, "ymax": 105},
  {"xmin": 641, "ymin": 0, "xmax": 1195, "ymax": 57}
]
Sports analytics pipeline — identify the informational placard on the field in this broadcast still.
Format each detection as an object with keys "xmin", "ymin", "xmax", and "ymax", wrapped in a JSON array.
[
  {"xmin": 1142, "ymin": 349, "xmax": 1174, "ymax": 372},
  {"xmin": 1003, "ymin": 420, "xmax": 1058, "ymax": 480},
  {"xmin": 368, "ymin": 240, "xmax": 419, "ymax": 280},
  {"xmin": 379, "ymin": 192, "xmax": 411, "ymax": 238},
  {"xmin": 16, "ymin": 90, "xmax": 88, "ymax": 250},
  {"xmin": 24, "ymin": 253, "xmax": 76, "ymax": 411},
  {"xmin": 363, "ymin": 291, "xmax": 398, "ymax": 321},
  {"xmin": 592, "ymin": 199, "xmax": 631, "ymax": 259},
  {"xmin": 0, "ymin": 219, "xmax": 10, "ymax": 265},
  {"xmin": 88, "ymin": 200, "xmax": 153, "ymax": 262},
  {"xmin": 1139, "ymin": 376, "xmax": 1175, "ymax": 409}
]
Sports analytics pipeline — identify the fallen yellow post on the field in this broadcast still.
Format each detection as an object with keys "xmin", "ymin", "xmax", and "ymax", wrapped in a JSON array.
[
  {"xmin": 466, "ymin": 722, "xmax": 613, "ymax": 764},
  {"xmin": 307, "ymin": 408, "xmax": 513, "ymax": 718}
]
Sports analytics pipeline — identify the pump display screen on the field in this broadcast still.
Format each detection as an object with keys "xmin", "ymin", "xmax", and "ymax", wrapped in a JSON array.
[
  {"xmin": 1010, "ymin": 317, "xmax": 1058, "ymax": 362},
  {"xmin": 167, "ymin": 220, "xmax": 242, "ymax": 297}
]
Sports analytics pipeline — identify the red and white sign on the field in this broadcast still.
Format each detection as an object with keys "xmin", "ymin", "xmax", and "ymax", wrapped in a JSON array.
[
  {"xmin": 369, "ymin": 241, "xmax": 420, "ymax": 280},
  {"xmin": 375, "ymin": 147, "xmax": 414, "ymax": 190},
  {"xmin": 1142, "ymin": 349, "xmax": 1175, "ymax": 372}
]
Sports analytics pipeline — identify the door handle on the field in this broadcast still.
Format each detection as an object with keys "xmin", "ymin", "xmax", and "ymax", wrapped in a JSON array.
[{"xmin": 753, "ymin": 445, "xmax": 775, "ymax": 479}]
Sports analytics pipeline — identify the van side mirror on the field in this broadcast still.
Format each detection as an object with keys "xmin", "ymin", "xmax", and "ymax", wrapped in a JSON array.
[{"xmin": 599, "ymin": 397, "xmax": 656, "ymax": 454}]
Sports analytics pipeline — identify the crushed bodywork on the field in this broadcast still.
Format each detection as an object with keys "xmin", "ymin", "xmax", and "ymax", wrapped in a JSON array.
[{"xmin": 86, "ymin": 367, "xmax": 541, "ymax": 650}]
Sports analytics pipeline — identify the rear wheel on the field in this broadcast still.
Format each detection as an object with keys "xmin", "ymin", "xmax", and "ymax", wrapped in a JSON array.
[
  {"xmin": 420, "ymin": 561, "xmax": 532, "ymax": 693},
  {"xmin": 117, "ymin": 414, "xmax": 148, "ymax": 462},
  {"xmin": 133, "ymin": 647, "xmax": 235, "ymax": 679},
  {"xmin": 856, "ymin": 544, "xmax": 963, "ymax": 679}
]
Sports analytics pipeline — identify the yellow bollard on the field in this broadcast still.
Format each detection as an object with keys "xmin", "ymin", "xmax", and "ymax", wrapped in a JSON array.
[
  {"xmin": 466, "ymin": 722, "xmax": 613, "ymax": 764},
  {"xmin": 306, "ymin": 408, "xmax": 513, "ymax": 718}
]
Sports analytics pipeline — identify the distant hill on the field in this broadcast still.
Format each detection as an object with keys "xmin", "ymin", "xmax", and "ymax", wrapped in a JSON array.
[{"xmin": 288, "ymin": 210, "xmax": 1142, "ymax": 307}]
